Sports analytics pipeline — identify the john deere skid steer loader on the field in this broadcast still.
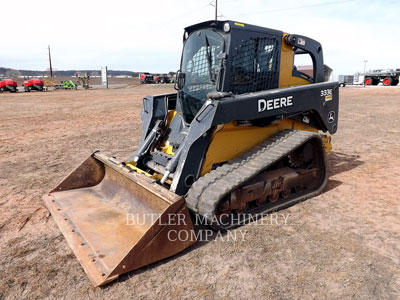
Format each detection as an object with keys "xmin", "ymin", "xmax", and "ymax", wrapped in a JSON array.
[{"xmin": 44, "ymin": 20, "xmax": 339, "ymax": 286}]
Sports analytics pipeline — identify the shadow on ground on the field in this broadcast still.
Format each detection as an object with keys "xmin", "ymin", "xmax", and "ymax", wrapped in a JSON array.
[
  {"xmin": 325, "ymin": 151, "xmax": 364, "ymax": 192},
  {"xmin": 328, "ymin": 151, "xmax": 364, "ymax": 177}
]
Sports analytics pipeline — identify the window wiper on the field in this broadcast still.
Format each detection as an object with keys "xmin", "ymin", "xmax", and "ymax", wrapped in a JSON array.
[{"xmin": 204, "ymin": 35, "xmax": 215, "ymax": 83}]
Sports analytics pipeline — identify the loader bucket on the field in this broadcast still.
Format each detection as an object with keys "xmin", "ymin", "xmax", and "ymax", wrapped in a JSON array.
[{"xmin": 43, "ymin": 152, "xmax": 196, "ymax": 287}]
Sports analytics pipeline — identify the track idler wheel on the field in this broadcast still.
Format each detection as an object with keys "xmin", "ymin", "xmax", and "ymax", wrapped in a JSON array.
[{"xmin": 269, "ymin": 189, "xmax": 280, "ymax": 203}]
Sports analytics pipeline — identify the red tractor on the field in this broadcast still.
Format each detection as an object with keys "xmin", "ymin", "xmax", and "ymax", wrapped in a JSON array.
[
  {"xmin": 0, "ymin": 79, "xmax": 18, "ymax": 92},
  {"xmin": 154, "ymin": 74, "xmax": 170, "ymax": 84},
  {"xmin": 23, "ymin": 78, "xmax": 44, "ymax": 92},
  {"xmin": 139, "ymin": 73, "xmax": 154, "ymax": 84}
]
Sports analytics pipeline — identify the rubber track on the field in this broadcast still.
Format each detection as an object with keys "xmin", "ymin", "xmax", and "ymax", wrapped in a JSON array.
[{"xmin": 186, "ymin": 129, "xmax": 321, "ymax": 221}]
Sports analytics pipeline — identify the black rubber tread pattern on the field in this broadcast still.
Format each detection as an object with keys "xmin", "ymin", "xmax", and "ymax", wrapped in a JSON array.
[{"xmin": 186, "ymin": 129, "xmax": 321, "ymax": 221}]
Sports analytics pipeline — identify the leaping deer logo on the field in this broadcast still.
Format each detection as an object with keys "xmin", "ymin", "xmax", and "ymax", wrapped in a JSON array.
[{"xmin": 328, "ymin": 111, "xmax": 335, "ymax": 123}]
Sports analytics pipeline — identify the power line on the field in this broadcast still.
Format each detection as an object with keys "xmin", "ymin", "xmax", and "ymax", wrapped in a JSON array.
[{"xmin": 229, "ymin": 0, "xmax": 357, "ymax": 17}]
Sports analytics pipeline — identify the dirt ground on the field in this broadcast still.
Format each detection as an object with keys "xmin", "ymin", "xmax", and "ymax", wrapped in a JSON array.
[{"xmin": 0, "ymin": 85, "xmax": 399, "ymax": 300}]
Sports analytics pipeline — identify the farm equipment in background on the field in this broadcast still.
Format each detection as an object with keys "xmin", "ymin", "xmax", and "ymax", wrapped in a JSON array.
[
  {"xmin": 23, "ymin": 78, "xmax": 44, "ymax": 92},
  {"xmin": 0, "ymin": 79, "xmax": 18, "ymax": 92},
  {"xmin": 44, "ymin": 20, "xmax": 339, "ymax": 287},
  {"xmin": 363, "ymin": 69, "xmax": 400, "ymax": 86},
  {"xmin": 43, "ymin": 78, "xmax": 58, "ymax": 89},
  {"xmin": 56, "ymin": 80, "xmax": 76, "ymax": 90},
  {"xmin": 139, "ymin": 72, "xmax": 154, "ymax": 84},
  {"xmin": 154, "ymin": 74, "xmax": 171, "ymax": 84},
  {"xmin": 339, "ymin": 69, "xmax": 400, "ymax": 87},
  {"xmin": 76, "ymin": 72, "xmax": 90, "ymax": 89},
  {"xmin": 54, "ymin": 80, "xmax": 77, "ymax": 90}
]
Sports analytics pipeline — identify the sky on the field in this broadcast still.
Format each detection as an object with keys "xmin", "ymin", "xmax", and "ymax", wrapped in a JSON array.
[{"xmin": 1, "ymin": 0, "xmax": 399, "ymax": 78}]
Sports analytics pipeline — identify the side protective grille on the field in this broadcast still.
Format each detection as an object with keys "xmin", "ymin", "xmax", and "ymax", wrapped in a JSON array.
[{"xmin": 230, "ymin": 37, "xmax": 280, "ymax": 95}]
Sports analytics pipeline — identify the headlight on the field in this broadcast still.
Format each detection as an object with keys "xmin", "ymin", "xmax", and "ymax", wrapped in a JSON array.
[{"xmin": 223, "ymin": 22, "xmax": 230, "ymax": 33}]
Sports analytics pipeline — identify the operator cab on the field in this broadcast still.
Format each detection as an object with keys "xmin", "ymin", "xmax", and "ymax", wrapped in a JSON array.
[{"xmin": 175, "ymin": 20, "xmax": 325, "ymax": 124}]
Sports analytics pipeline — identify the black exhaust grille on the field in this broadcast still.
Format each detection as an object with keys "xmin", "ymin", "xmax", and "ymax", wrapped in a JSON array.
[{"xmin": 230, "ymin": 37, "xmax": 280, "ymax": 95}]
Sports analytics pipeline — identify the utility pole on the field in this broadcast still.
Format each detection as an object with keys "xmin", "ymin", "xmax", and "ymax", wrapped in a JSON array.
[
  {"xmin": 215, "ymin": 0, "xmax": 218, "ymax": 20},
  {"xmin": 363, "ymin": 60, "xmax": 368, "ymax": 87},
  {"xmin": 48, "ymin": 45, "xmax": 53, "ymax": 78}
]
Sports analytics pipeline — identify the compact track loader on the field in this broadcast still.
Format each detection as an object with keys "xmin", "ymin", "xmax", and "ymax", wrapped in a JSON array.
[{"xmin": 44, "ymin": 20, "xmax": 339, "ymax": 286}]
